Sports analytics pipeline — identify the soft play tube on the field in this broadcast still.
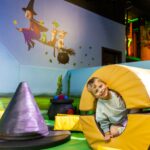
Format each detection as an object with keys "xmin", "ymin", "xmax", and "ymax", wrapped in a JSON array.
[
  {"xmin": 79, "ymin": 65, "xmax": 150, "ymax": 150},
  {"xmin": 80, "ymin": 65, "xmax": 150, "ymax": 110}
]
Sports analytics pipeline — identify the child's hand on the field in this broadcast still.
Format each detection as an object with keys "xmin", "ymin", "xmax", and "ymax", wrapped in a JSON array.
[
  {"xmin": 110, "ymin": 125, "xmax": 122, "ymax": 137},
  {"xmin": 104, "ymin": 132, "xmax": 112, "ymax": 142}
]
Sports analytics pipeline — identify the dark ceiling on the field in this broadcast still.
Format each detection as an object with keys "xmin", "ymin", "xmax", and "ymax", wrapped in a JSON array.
[
  {"xmin": 128, "ymin": 0, "xmax": 150, "ymax": 19},
  {"xmin": 65, "ymin": 0, "xmax": 150, "ymax": 24}
]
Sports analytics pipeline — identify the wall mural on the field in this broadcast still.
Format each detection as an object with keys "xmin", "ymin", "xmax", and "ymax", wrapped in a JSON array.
[
  {"xmin": 0, "ymin": 0, "xmax": 124, "ymax": 69},
  {"xmin": 14, "ymin": 0, "xmax": 75, "ymax": 64}
]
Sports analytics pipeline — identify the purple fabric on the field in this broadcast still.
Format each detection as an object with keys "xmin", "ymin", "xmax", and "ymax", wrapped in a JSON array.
[
  {"xmin": 22, "ymin": 29, "xmax": 40, "ymax": 44},
  {"xmin": 0, "ymin": 82, "xmax": 49, "ymax": 140}
]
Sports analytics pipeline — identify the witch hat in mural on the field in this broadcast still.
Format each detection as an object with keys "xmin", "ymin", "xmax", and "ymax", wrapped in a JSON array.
[
  {"xmin": 0, "ymin": 82, "xmax": 70, "ymax": 150},
  {"xmin": 22, "ymin": 0, "xmax": 37, "ymax": 15}
]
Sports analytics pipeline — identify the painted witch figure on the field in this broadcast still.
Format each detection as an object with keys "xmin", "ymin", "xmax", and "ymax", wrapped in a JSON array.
[{"xmin": 17, "ymin": 0, "xmax": 48, "ymax": 50}]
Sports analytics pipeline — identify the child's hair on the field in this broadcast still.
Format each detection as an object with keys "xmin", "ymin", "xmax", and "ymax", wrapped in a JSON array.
[{"xmin": 87, "ymin": 77, "xmax": 104, "ymax": 92}]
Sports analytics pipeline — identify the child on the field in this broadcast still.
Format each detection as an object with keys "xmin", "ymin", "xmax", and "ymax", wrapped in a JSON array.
[{"xmin": 87, "ymin": 77, "xmax": 128, "ymax": 142}]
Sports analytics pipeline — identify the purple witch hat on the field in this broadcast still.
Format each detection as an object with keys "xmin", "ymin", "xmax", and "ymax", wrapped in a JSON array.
[
  {"xmin": 0, "ymin": 82, "xmax": 70, "ymax": 150},
  {"xmin": 0, "ymin": 82, "xmax": 48, "ymax": 140}
]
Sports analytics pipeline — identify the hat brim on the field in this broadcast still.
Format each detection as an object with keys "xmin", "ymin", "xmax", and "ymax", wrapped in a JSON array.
[
  {"xmin": 0, "ymin": 127, "xmax": 70, "ymax": 150},
  {"xmin": 22, "ymin": 8, "xmax": 37, "ymax": 15}
]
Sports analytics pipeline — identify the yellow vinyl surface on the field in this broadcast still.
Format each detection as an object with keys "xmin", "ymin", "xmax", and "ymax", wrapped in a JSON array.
[
  {"xmin": 54, "ymin": 114, "xmax": 82, "ymax": 131},
  {"xmin": 80, "ymin": 65, "xmax": 150, "ymax": 110},
  {"xmin": 80, "ymin": 115, "xmax": 150, "ymax": 150},
  {"xmin": 79, "ymin": 65, "xmax": 150, "ymax": 150}
]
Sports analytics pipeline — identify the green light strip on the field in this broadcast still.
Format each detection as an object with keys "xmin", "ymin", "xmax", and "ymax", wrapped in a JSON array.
[
  {"xmin": 126, "ymin": 56, "xmax": 141, "ymax": 61},
  {"xmin": 133, "ymin": 28, "xmax": 139, "ymax": 31},
  {"xmin": 128, "ymin": 18, "xmax": 139, "ymax": 23}
]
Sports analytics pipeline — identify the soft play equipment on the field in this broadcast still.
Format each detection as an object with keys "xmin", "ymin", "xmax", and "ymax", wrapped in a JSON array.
[
  {"xmin": 79, "ymin": 64, "xmax": 150, "ymax": 150},
  {"xmin": 54, "ymin": 114, "xmax": 82, "ymax": 131}
]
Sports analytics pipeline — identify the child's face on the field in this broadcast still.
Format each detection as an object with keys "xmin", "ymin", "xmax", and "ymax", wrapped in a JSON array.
[{"xmin": 90, "ymin": 79, "xmax": 109, "ymax": 99}]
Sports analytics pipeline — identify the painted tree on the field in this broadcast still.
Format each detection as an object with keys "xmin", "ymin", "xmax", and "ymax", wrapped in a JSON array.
[
  {"xmin": 56, "ymin": 75, "xmax": 62, "ymax": 95},
  {"xmin": 67, "ymin": 73, "xmax": 71, "ymax": 96}
]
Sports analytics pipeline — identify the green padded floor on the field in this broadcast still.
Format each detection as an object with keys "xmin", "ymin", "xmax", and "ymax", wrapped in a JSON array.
[{"xmin": 42, "ymin": 110, "xmax": 91, "ymax": 150}]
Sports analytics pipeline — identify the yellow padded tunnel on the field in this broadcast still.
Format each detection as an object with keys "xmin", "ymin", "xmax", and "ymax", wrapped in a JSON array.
[
  {"xmin": 80, "ymin": 64, "xmax": 150, "ymax": 110},
  {"xmin": 79, "ymin": 64, "xmax": 150, "ymax": 150}
]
